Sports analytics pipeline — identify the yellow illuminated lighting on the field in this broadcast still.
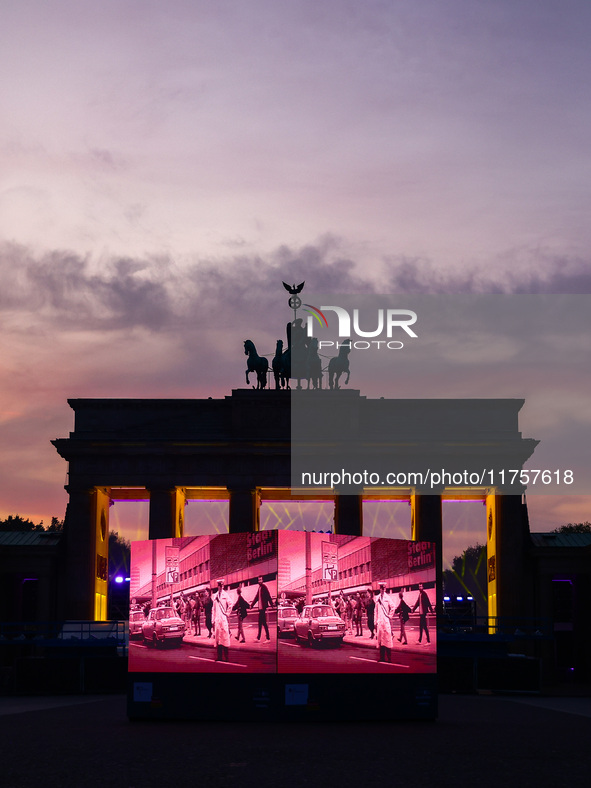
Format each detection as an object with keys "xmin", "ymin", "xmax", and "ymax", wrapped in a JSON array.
[
  {"xmin": 94, "ymin": 592, "xmax": 106, "ymax": 621},
  {"xmin": 445, "ymin": 546, "xmax": 487, "ymax": 608},
  {"xmin": 260, "ymin": 501, "xmax": 334, "ymax": 532},
  {"xmin": 262, "ymin": 503, "xmax": 298, "ymax": 530},
  {"xmin": 362, "ymin": 500, "xmax": 410, "ymax": 539},
  {"xmin": 184, "ymin": 500, "xmax": 229, "ymax": 535},
  {"xmin": 441, "ymin": 500, "xmax": 487, "ymax": 571},
  {"xmin": 109, "ymin": 501, "xmax": 149, "ymax": 542}
]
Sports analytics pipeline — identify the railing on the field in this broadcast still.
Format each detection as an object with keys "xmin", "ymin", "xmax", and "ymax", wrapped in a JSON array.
[
  {"xmin": 0, "ymin": 620, "xmax": 127, "ymax": 654},
  {"xmin": 438, "ymin": 615, "xmax": 553, "ymax": 640}
]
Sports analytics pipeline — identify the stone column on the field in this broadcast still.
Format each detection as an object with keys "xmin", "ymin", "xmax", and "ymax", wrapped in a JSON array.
[
  {"xmin": 488, "ymin": 493, "xmax": 530, "ymax": 621},
  {"xmin": 334, "ymin": 492, "xmax": 363, "ymax": 536},
  {"xmin": 148, "ymin": 487, "xmax": 186, "ymax": 540},
  {"xmin": 228, "ymin": 488, "xmax": 260, "ymax": 533},
  {"xmin": 410, "ymin": 493, "xmax": 443, "ymax": 614},
  {"xmin": 62, "ymin": 486, "xmax": 110, "ymax": 620}
]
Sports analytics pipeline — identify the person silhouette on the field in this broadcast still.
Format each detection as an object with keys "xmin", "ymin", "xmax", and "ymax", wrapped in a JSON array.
[
  {"xmin": 251, "ymin": 575, "xmax": 273, "ymax": 642},
  {"xmin": 412, "ymin": 583, "xmax": 433, "ymax": 644}
]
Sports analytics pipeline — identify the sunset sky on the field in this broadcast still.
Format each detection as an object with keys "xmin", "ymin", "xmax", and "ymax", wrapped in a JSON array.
[{"xmin": 1, "ymin": 1, "xmax": 590, "ymax": 552}]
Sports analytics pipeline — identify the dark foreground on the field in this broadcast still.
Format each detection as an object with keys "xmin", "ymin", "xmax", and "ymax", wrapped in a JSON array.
[{"xmin": 1, "ymin": 693, "xmax": 591, "ymax": 788}]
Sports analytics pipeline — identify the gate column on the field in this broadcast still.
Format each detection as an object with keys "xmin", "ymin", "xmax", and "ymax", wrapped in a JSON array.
[
  {"xmin": 411, "ymin": 493, "xmax": 443, "ymax": 613},
  {"xmin": 148, "ymin": 487, "xmax": 186, "ymax": 540},
  {"xmin": 486, "ymin": 493, "xmax": 530, "ymax": 622},
  {"xmin": 228, "ymin": 487, "xmax": 260, "ymax": 533},
  {"xmin": 334, "ymin": 491, "xmax": 363, "ymax": 536},
  {"xmin": 63, "ymin": 486, "xmax": 110, "ymax": 620}
]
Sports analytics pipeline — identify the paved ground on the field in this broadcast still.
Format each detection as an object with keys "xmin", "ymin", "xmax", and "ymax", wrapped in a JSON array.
[
  {"xmin": 1, "ymin": 691, "xmax": 591, "ymax": 787},
  {"xmin": 278, "ymin": 638, "xmax": 435, "ymax": 672},
  {"xmin": 182, "ymin": 620, "xmax": 435, "ymax": 654},
  {"xmin": 181, "ymin": 620, "xmax": 277, "ymax": 652},
  {"xmin": 341, "ymin": 622, "xmax": 436, "ymax": 654}
]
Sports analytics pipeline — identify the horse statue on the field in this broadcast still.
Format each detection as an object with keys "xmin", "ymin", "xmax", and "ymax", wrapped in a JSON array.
[
  {"xmin": 244, "ymin": 340, "xmax": 269, "ymax": 389},
  {"xmin": 272, "ymin": 340, "xmax": 290, "ymax": 389},
  {"xmin": 328, "ymin": 340, "xmax": 351, "ymax": 390},
  {"xmin": 305, "ymin": 337, "xmax": 323, "ymax": 389}
]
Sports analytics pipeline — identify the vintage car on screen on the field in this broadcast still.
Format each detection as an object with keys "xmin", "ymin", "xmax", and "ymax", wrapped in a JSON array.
[
  {"xmin": 294, "ymin": 604, "xmax": 346, "ymax": 647},
  {"xmin": 129, "ymin": 609, "xmax": 146, "ymax": 640},
  {"xmin": 142, "ymin": 606, "xmax": 186, "ymax": 647},
  {"xmin": 277, "ymin": 605, "xmax": 298, "ymax": 637}
]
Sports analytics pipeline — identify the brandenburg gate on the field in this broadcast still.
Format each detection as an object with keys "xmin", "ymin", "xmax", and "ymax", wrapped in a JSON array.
[{"xmin": 52, "ymin": 390, "xmax": 537, "ymax": 621}]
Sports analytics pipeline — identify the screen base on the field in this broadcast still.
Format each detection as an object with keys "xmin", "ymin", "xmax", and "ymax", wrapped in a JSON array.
[{"xmin": 127, "ymin": 672, "xmax": 437, "ymax": 722}]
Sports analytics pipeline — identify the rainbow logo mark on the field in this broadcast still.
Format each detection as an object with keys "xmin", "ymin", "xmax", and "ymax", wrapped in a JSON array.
[{"xmin": 302, "ymin": 304, "xmax": 329, "ymax": 329}]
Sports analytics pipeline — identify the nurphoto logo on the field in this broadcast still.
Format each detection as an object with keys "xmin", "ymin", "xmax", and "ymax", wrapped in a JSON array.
[{"xmin": 303, "ymin": 304, "xmax": 418, "ymax": 350}]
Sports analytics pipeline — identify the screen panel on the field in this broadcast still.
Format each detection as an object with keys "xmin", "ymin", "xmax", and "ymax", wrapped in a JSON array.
[
  {"xmin": 128, "ymin": 531, "xmax": 436, "ymax": 676},
  {"xmin": 277, "ymin": 531, "xmax": 436, "ymax": 674},
  {"xmin": 129, "ymin": 532, "xmax": 278, "ymax": 674}
]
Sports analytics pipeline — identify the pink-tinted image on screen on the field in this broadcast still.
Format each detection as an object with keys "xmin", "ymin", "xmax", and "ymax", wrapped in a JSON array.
[
  {"xmin": 129, "ymin": 532, "xmax": 278, "ymax": 673},
  {"xmin": 277, "ymin": 532, "xmax": 436, "ymax": 674},
  {"xmin": 128, "ymin": 531, "xmax": 436, "ymax": 676}
]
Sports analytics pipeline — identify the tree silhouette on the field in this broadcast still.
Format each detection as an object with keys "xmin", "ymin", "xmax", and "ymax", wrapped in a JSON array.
[
  {"xmin": 108, "ymin": 530, "xmax": 131, "ymax": 577},
  {"xmin": 0, "ymin": 514, "xmax": 45, "ymax": 531},
  {"xmin": 551, "ymin": 521, "xmax": 591, "ymax": 534}
]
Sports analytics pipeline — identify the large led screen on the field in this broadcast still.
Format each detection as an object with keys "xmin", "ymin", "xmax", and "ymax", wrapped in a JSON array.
[{"xmin": 129, "ymin": 531, "xmax": 436, "ymax": 675}]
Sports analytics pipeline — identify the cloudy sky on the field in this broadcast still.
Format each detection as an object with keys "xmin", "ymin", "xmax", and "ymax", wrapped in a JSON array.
[{"xmin": 1, "ymin": 0, "xmax": 590, "ymax": 546}]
